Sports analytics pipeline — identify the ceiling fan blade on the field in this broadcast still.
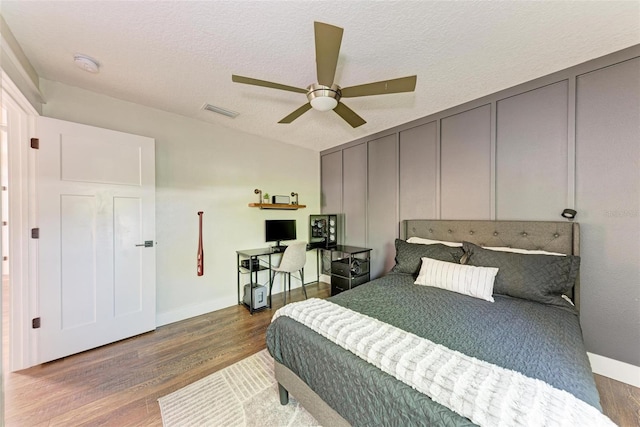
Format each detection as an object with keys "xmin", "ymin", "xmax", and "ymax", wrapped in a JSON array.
[
  {"xmin": 315, "ymin": 22, "xmax": 344, "ymax": 87},
  {"xmin": 333, "ymin": 102, "xmax": 366, "ymax": 128},
  {"xmin": 232, "ymin": 75, "xmax": 307, "ymax": 94},
  {"xmin": 341, "ymin": 75, "xmax": 417, "ymax": 98},
  {"xmin": 278, "ymin": 103, "xmax": 312, "ymax": 123}
]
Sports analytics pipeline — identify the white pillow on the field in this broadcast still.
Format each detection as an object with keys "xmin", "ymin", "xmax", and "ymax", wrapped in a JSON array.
[
  {"xmin": 483, "ymin": 246, "xmax": 566, "ymax": 256},
  {"xmin": 406, "ymin": 237, "xmax": 463, "ymax": 247},
  {"xmin": 414, "ymin": 257, "xmax": 498, "ymax": 302}
]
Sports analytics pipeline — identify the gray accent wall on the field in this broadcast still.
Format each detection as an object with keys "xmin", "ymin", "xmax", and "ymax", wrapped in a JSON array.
[
  {"xmin": 342, "ymin": 144, "xmax": 367, "ymax": 247},
  {"xmin": 320, "ymin": 45, "xmax": 640, "ymax": 367},
  {"xmin": 496, "ymin": 81, "xmax": 568, "ymax": 220},
  {"xmin": 399, "ymin": 121, "xmax": 438, "ymax": 221},
  {"xmin": 441, "ymin": 105, "xmax": 492, "ymax": 219},
  {"xmin": 575, "ymin": 57, "xmax": 640, "ymax": 365},
  {"xmin": 367, "ymin": 134, "xmax": 399, "ymax": 278},
  {"xmin": 320, "ymin": 151, "xmax": 342, "ymax": 214}
]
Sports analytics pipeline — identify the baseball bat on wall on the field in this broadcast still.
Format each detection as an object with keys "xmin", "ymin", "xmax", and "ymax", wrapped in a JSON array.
[{"xmin": 197, "ymin": 211, "xmax": 204, "ymax": 276}]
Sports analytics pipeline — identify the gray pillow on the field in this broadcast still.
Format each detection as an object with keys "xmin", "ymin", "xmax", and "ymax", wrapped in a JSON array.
[
  {"xmin": 462, "ymin": 242, "xmax": 580, "ymax": 308},
  {"xmin": 391, "ymin": 239, "xmax": 464, "ymax": 276}
]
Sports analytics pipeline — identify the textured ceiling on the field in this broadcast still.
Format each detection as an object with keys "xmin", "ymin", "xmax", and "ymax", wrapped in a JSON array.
[{"xmin": 2, "ymin": 1, "xmax": 639, "ymax": 152}]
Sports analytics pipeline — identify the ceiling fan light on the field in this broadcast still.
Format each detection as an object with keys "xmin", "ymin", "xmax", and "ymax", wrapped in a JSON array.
[
  {"xmin": 310, "ymin": 96, "xmax": 338, "ymax": 111},
  {"xmin": 307, "ymin": 83, "xmax": 341, "ymax": 112}
]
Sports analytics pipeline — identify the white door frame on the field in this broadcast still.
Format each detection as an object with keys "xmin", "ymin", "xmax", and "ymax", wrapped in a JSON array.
[{"xmin": 2, "ymin": 70, "xmax": 39, "ymax": 370}]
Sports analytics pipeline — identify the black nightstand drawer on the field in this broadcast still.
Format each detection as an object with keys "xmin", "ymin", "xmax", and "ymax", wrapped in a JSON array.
[
  {"xmin": 331, "ymin": 258, "xmax": 370, "ymax": 277},
  {"xmin": 331, "ymin": 273, "xmax": 369, "ymax": 295}
]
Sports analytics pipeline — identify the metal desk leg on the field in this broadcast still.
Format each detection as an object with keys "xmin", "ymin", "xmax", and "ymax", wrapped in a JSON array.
[
  {"xmin": 249, "ymin": 256, "xmax": 260, "ymax": 315},
  {"xmin": 237, "ymin": 253, "xmax": 241, "ymax": 305},
  {"xmin": 267, "ymin": 253, "xmax": 272, "ymax": 308},
  {"xmin": 316, "ymin": 249, "xmax": 320, "ymax": 283}
]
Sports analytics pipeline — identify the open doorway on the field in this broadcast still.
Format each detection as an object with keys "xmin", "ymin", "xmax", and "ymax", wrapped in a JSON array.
[{"xmin": 1, "ymin": 73, "xmax": 39, "ymax": 372}]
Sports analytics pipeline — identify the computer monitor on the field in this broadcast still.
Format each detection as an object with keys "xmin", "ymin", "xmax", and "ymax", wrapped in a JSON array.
[{"xmin": 265, "ymin": 219, "xmax": 296, "ymax": 249}]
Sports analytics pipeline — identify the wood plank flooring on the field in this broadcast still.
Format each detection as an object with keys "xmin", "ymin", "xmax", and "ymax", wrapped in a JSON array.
[
  {"xmin": 5, "ymin": 283, "xmax": 329, "ymax": 426},
  {"xmin": 595, "ymin": 374, "xmax": 640, "ymax": 426},
  {"xmin": 4, "ymin": 282, "xmax": 640, "ymax": 426}
]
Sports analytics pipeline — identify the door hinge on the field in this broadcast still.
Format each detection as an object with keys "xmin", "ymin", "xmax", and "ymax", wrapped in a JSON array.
[
  {"xmin": 31, "ymin": 228, "xmax": 39, "ymax": 239},
  {"xmin": 32, "ymin": 317, "xmax": 41, "ymax": 329},
  {"xmin": 30, "ymin": 138, "xmax": 39, "ymax": 149}
]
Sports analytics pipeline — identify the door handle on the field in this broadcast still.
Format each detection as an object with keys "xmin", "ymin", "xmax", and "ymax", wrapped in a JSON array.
[{"xmin": 135, "ymin": 241, "xmax": 154, "ymax": 248}]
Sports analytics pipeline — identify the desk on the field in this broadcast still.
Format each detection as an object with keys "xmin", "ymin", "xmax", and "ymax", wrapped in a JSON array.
[
  {"xmin": 236, "ymin": 247, "xmax": 277, "ymax": 314},
  {"xmin": 236, "ymin": 245, "xmax": 371, "ymax": 313},
  {"xmin": 237, "ymin": 245, "xmax": 323, "ymax": 314}
]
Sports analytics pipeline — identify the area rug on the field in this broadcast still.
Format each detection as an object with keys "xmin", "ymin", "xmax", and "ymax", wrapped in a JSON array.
[{"xmin": 158, "ymin": 349, "xmax": 320, "ymax": 426}]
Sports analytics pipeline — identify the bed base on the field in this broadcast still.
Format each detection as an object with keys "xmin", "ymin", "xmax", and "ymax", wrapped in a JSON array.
[{"xmin": 275, "ymin": 361, "xmax": 350, "ymax": 426}]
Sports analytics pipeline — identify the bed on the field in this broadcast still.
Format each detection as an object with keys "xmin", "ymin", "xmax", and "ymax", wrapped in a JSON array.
[{"xmin": 266, "ymin": 220, "xmax": 608, "ymax": 426}]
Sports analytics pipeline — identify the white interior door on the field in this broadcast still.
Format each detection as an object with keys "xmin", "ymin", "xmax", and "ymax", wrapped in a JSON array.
[{"xmin": 36, "ymin": 117, "xmax": 155, "ymax": 363}]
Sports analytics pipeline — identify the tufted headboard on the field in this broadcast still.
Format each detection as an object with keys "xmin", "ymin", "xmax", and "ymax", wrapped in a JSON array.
[{"xmin": 400, "ymin": 220, "xmax": 581, "ymax": 309}]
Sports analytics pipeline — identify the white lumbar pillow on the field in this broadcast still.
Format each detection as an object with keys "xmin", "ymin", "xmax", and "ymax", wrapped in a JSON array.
[{"xmin": 414, "ymin": 257, "xmax": 498, "ymax": 302}]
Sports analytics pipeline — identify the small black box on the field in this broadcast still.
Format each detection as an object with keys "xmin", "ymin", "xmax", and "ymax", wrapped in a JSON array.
[{"xmin": 241, "ymin": 259, "xmax": 260, "ymax": 270}]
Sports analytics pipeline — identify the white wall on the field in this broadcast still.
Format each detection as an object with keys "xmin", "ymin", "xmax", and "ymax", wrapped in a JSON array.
[
  {"xmin": 40, "ymin": 79, "xmax": 320, "ymax": 326},
  {"xmin": 0, "ymin": 16, "xmax": 43, "ymax": 113}
]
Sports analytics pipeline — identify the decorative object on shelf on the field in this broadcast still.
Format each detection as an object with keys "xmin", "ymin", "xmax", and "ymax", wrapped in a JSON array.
[
  {"xmin": 272, "ymin": 195, "xmax": 290, "ymax": 204},
  {"xmin": 249, "ymin": 189, "xmax": 305, "ymax": 209},
  {"xmin": 291, "ymin": 192, "xmax": 299, "ymax": 205},
  {"xmin": 197, "ymin": 211, "xmax": 204, "ymax": 276}
]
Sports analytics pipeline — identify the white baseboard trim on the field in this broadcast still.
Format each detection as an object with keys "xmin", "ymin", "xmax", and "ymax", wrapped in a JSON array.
[
  {"xmin": 156, "ymin": 276, "xmax": 332, "ymax": 328},
  {"xmin": 588, "ymin": 352, "xmax": 640, "ymax": 388},
  {"xmin": 156, "ymin": 299, "xmax": 233, "ymax": 327}
]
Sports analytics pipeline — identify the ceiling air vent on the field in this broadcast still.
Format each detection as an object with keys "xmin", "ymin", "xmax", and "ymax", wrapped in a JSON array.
[{"xmin": 201, "ymin": 103, "xmax": 239, "ymax": 118}]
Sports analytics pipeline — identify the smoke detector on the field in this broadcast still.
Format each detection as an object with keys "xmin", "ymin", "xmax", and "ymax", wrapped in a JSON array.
[{"xmin": 74, "ymin": 54, "xmax": 100, "ymax": 73}]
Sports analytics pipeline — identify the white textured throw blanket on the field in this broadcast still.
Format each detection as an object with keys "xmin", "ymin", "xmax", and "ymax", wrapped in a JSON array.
[{"xmin": 273, "ymin": 298, "xmax": 614, "ymax": 427}]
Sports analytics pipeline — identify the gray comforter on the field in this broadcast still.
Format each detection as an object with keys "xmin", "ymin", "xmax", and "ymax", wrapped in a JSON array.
[{"xmin": 266, "ymin": 273, "xmax": 601, "ymax": 426}]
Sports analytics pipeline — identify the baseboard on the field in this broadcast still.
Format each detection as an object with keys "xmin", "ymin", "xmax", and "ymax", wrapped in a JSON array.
[
  {"xmin": 156, "ymin": 298, "xmax": 233, "ymax": 327},
  {"xmin": 156, "ymin": 276, "xmax": 331, "ymax": 328},
  {"xmin": 588, "ymin": 352, "xmax": 640, "ymax": 388}
]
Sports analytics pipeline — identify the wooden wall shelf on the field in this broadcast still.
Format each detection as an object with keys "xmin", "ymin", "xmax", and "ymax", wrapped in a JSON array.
[{"xmin": 248, "ymin": 203, "xmax": 306, "ymax": 210}]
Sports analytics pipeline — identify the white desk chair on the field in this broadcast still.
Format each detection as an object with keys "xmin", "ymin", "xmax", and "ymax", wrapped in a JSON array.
[{"xmin": 270, "ymin": 241, "xmax": 307, "ymax": 305}]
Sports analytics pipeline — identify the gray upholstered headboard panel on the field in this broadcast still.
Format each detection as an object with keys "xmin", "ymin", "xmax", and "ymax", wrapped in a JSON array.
[{"xmin": 400, "ymin": 220, "xmax": 581, "ymax": 308}]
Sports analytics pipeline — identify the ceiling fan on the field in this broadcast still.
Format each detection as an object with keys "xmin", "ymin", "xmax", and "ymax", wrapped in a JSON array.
[{"xmin": 232, "ymin": 22, "xmax": 417, "ymax": 128}]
